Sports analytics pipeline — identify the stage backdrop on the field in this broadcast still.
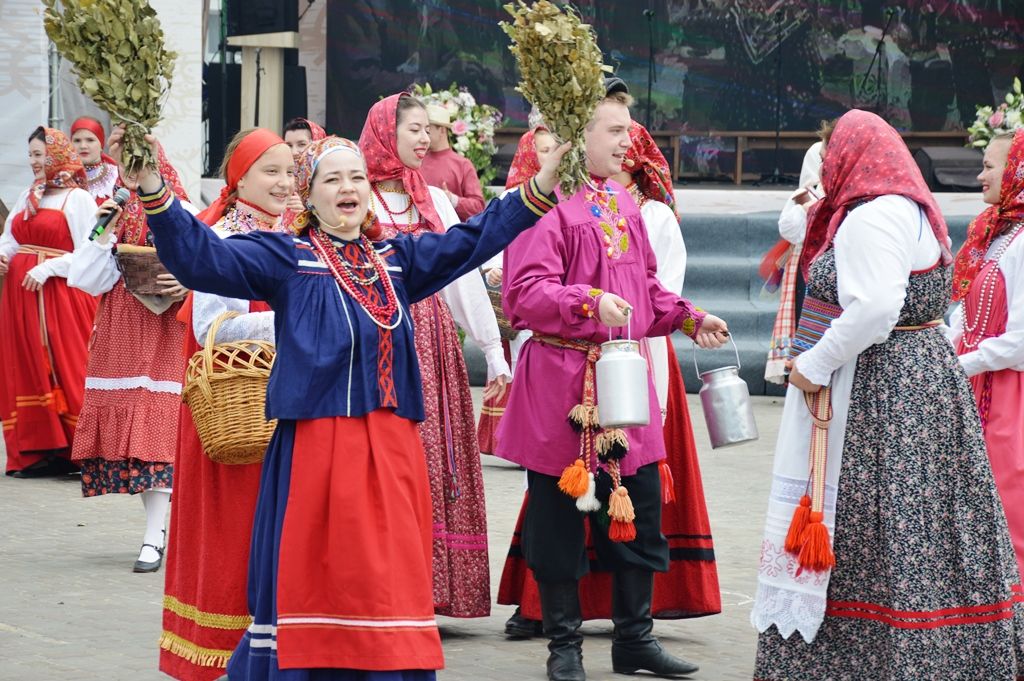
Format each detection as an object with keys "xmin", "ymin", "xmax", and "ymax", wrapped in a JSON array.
[{"xmin": 326, "ymin": 1, "xmax": 1023, "ymax": 138}]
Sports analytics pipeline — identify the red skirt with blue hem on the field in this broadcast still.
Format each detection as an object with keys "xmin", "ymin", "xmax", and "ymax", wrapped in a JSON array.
[{"xmin": 227, "ymin": 411, "xmax": 443, "ymax": 679}]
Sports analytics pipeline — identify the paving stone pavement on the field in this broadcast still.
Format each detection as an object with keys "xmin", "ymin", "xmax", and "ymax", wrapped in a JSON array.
[{"xmin": 0, "ymin": 392, "xmax": 781, "ymax": 681}]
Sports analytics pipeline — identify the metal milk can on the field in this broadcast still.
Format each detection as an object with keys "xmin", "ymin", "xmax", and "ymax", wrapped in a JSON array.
[
  {"xmin": 596, "ymin": 316, "xmax": 650, "ymax": 429},
  {"xmin": 693, "ymin": 336, "xmax": 758, "ymax": 449}
]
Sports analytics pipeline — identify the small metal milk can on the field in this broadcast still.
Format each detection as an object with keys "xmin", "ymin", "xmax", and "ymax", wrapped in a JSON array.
[
  {"xmin": 596, "ymin": 314, "xmax": 650, "ymax": 429},
  {"xmin": 693, "ymin": 336, "xmax": 759, "ymax": 449}
]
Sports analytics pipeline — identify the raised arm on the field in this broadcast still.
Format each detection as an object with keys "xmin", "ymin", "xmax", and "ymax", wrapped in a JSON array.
[
  {"xmin": 429, "ymin": 187, "xmax": 508, "ymax": 380},
  {"xmin": 395, "ymin": 178, "xmax": 556, "ymax": 303},
  {"xmin": 139, "ymin": 182, "xmax": 294, "ymax": 302}
]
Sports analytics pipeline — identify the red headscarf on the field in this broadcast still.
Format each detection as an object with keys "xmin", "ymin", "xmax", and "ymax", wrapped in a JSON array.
[
  {"xmin": 506, "ymin": 127, "xmax": 547, "ymax": 190},
  {"xmin": 358, "ymin": 93, "xmax": 443, "ymax": 234},
  {"xmin": 70, "ymin": 116, "xmax": 118, "ymax": 169},
  {"xmin": 198, "ymin": 128, "xmax": 286, "ymax": 226},
  {"xmin": 800, "ymin": 109, "xmax": 950, "ymax": 276},
  {"xmin": 24, "ymin": 127, "xmax": 86, "ymax": 220},
  {"xmin": 953, "ymin": 130, "xmax": 1024, "ymax": 301},
  {"xmin": 625, "ymin": 121, "xmax": 675, "ymax": 210},
  {"xmin": 302, "ymin": 118, "xmax": 327, "ymax": 142},
  {"xmin": 71, "ymin": 116, "xmax": 106, "ymax": 148}
]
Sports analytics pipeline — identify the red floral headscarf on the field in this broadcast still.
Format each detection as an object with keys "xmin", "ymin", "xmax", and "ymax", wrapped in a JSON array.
[
  {"xmin": 24, "ymin": 127, "xmax": 86, "ymax": 220},
  {"xmin": 302, "ymin": 118, "xmax": 327, "ymax": 142},
  {"xmin": 800, "ymin": 109, "xmax": 950, "ymax": 276},
  {"xmin": 198, "ymin": 128, "xmax": 286, "ymax": 226},
  {"xmin": 506, "ymin": 126, "xmax": 548, "ymax": 190},
  {"xmin": 358, "ymin": 93, "xmax": 443, "ymax": 234},
  {"xmin": 952, "ymin": 130, "xmax": 1024, "ymax": 301},
  {"xmin": 625, "ymin": 121, "xmax": 675, "ymax": 210}
]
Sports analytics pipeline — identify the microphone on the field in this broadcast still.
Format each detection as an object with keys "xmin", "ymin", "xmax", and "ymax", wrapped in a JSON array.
[{"xmin": 89, "ymin": 187, "xmax": 132, "ymax": 241}]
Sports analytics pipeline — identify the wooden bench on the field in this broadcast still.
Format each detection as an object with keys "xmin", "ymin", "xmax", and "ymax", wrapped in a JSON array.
[{"xmin": 682, "ymin": 130, "xmax": 970, "ymax": 185}]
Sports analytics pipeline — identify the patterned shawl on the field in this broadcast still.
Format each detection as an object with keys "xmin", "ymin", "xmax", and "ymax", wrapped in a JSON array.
[
  {"xmin": 952, "ymin": 130, "xmax": 1024, "ymax": 301},
  {"xmin": 800, "ymin": 109, "xmax": 950, "ymax": 277},
  {"xmin": 625, "ymin": 121, "xmax": 675, "ymax": 209},
  {"xmin": 24, "ymin": 127, "xmax": 86, "ymax": 220},
  {"xmin": 358, "ymin": 93, "xmax": 443, "ymax": 234}
]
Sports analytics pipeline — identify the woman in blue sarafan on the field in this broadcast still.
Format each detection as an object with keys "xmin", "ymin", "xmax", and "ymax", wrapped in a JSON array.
[{"xmin": 132, "ymin": 134, "xmax": 566, "ymax": 680}]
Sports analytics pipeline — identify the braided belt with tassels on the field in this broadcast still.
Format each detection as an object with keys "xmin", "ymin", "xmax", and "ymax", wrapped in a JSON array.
[
  {"xmin": 532, "ymin": 334, "xmax": 638, "ymax": 543},
  {"xmin": 784, "ymin": 318, "xmax": 944, "ymax": 573}
]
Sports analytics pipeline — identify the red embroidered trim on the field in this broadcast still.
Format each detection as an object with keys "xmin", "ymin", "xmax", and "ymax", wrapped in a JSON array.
[{"xmin": 825, "ymin": 590, "xmax": 1024, "ymax": 630}]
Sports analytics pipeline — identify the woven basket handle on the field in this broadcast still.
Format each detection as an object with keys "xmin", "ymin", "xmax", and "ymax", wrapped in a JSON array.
[{"xmin": 197, "ymin": 311, "xmax": 242, "ymax": 403}]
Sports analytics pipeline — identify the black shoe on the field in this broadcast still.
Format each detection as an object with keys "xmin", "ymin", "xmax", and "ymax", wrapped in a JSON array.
[
  {"xmin": 504, "ymin": 607, "xmax": 545, "ymax": 639},
  {"xmin": 10, "ymin": 459, "xmax": 59, "ymax": 478},
  {"xmin": 611, "ymin": 569, "xmax": 699, "ymax": 678},
  {"xmin": 10, "ymin": 456, "xmax": 79, "ymax": 478},
  {"xmin": 133, "ymin": 543, "xmax": 165, "ymax": 573},
  {"xmin": 538, "ymin": 581, "xmax": 586, "ymax": 681}
]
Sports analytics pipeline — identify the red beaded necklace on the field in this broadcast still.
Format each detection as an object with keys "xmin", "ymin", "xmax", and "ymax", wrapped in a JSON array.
[
  {"xmin": 371, "ymin": 183, "xmax": 415, "ymax": 228},
  {"xmin": 309, "ymin": 227, "xmax": 402, "ymax": 329}
]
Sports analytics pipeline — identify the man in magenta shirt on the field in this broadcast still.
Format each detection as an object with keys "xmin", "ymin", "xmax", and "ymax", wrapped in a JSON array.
[
  {"xmin": 495, "ymin": 79, "xmax": 729, "ymax": 681},
  {"xmin": 419, "ymin": 103, "xmax": 486, "ymax": 220}
]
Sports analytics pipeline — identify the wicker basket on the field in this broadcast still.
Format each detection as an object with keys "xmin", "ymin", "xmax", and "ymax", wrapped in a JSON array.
[
  {"xmin": 182, "ymin": 312, "xmax": 277, "ymax": 465},
  {"xmin": 115, "ymin": 244, "xmax": 171, "ymax": 296},
  {"xmin": 487, "ymin": 286, "xmax": 519, "ymax": 342}
]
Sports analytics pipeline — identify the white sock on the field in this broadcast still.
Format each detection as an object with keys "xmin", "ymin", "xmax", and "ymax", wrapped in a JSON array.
[{"xmin": 139, "ymin": 488, "xmax": 171, "ymax": 563}]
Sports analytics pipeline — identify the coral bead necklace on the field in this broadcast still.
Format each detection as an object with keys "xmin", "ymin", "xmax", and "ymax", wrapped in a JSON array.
[{"xmin": 309, "ymin": 227, "xmax": 403, "ymax": 330}]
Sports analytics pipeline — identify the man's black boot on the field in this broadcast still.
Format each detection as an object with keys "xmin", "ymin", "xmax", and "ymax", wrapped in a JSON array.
[
  {"xmin": 538, "ymin": 580, "xmax": 586, "ymax": 681},
  {"xmin": 611, "ymin": 569, "xmax": 699, "ymax": 677}
]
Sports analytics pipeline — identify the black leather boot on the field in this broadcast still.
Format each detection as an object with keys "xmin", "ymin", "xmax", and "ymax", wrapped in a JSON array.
[
  {"xmin": 611, "ymin": 569, "xmax": 699, "ymax": 677},
  {"xmin": 505, "ymin": 606, "xmax": 545, "ymax": 639},
  {"xmin": 538, "ymin": 580, "xmax": 586, "ymax": 681}
]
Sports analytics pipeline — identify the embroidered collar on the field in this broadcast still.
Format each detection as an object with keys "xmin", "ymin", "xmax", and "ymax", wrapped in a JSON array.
[
  {"xmin": 222, "ymin": 198, "xmax": 280, "ymax": 234},
  {"xmin": 584, "ymin": 179, "xmax": 630, "ymax": 259}
]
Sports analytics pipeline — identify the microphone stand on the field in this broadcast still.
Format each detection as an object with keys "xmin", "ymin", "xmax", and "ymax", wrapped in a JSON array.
[
  {"xmin": 644, "ymin": 6, "xmax": 656, "ymax": 130},
  {"xmin": 758, "ymin": 8, "xmax": 797, "ymax": 186},
  {"xmin": 860, "ymin": 8, "xmax": 897, "ymax": 117}
]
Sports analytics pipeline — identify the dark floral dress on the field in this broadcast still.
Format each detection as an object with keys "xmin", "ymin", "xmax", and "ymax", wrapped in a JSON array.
[{"xmin": 755, "ymin": 247, "xmax": 1024, "ymax": 680}]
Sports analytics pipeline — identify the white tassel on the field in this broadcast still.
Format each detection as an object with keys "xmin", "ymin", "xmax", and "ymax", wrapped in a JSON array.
[{"xmin": 575, "ymin": 473, "xmax": 601, "ymax": 512}]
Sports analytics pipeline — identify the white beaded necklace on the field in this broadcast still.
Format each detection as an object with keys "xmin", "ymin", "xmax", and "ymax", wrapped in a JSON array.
[{"xmin": 962, "ymin": 221, "xmax": 1024, "ymax": 348}]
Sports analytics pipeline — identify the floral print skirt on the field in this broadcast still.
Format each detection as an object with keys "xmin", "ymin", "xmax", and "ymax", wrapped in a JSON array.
[
  {"xmin": 754, "ymin": 326, "xmax": 1024, "ymax": 680},
  {"xmin": 79, "ymin": 457, "xmax": 173, "ymax": 497}
]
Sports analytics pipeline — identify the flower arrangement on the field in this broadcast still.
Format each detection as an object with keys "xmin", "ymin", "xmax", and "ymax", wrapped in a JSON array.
[
  {"xmin": 412, "ymin": 82, "xmax": 503, "ymax": 189},
  {"xmin": 968, "ymin": 78, "xmax": 1023, "ymax": 148}
]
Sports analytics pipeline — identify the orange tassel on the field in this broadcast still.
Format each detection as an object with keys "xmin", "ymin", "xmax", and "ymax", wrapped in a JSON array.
[
  {"xmin": 557, "ymin": 459, "xmax": 590, "ymax": 498},
  {"xmin": 609, "ymin": 518, "xmax": 637, "ymax": 543},
  {"xmin": 51, "ymin": 386, "xmax": 69, "ymax": 415},
  {"xmin": 658, "ymin": 460, "xmax": 675, "ymax": 504},
  {"xmin": 607, "ymin": 485, "xmax": 636, "ymax": 522},
  {"xmin": 797, "ymin": 511, "xmax": 835, "ymax": 572},
  {"xmin": 784, "ymin": 495, "xmax": 812, "ymax": 554}
]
